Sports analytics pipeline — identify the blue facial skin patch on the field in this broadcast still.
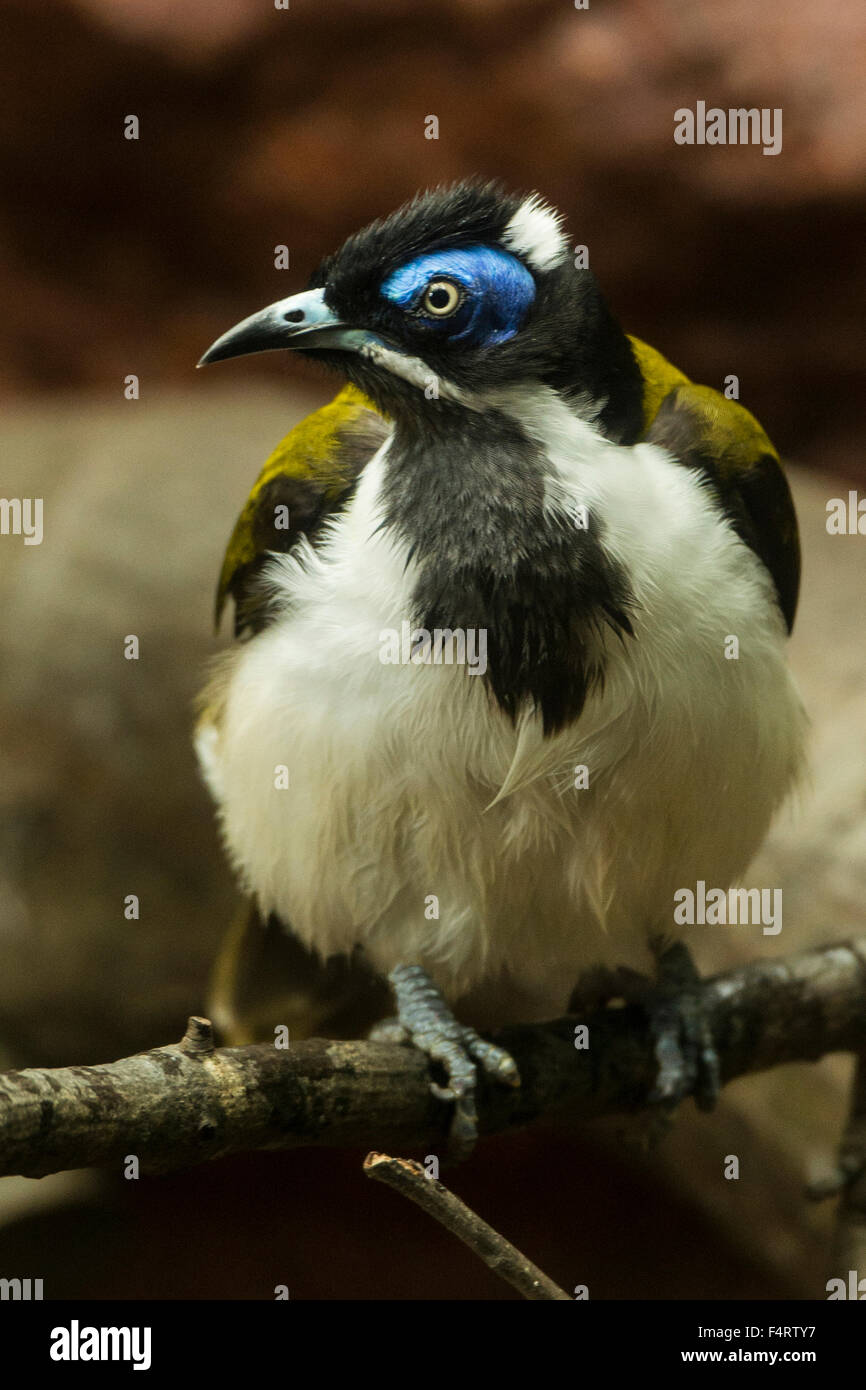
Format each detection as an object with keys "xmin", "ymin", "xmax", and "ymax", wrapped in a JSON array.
[{"xmin": 380, "ymin": 245, "xmax": 536, "ymax": 348}]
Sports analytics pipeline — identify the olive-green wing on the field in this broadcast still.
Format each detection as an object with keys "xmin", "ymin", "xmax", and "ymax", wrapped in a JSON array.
[
  {"xmin": 217, "ymin": 383, "xmax": 390, "ymax": 635},
  {"xmin": 629, "ymin": 336, "xmax": 800, "ymax": 632}
]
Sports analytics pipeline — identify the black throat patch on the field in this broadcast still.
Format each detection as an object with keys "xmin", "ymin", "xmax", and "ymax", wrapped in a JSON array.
[{"xmin": 379, "ymin": 405, "xmax": 635, "ymax": 735}]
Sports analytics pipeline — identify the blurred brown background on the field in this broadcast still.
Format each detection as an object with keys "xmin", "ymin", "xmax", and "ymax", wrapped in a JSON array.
[{"xmin": 0, "ymin": 0, "xmax": 864, "ymax": 1300}]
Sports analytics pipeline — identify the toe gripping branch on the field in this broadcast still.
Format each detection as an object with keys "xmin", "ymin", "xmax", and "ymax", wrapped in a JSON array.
[
  {"xmin": 372, "ymin": 964, "xmax": 520, "ymax": 1158},
  {"xmin": 649, "ymin": 942, "xmax": 721, "ymax": 1112}
]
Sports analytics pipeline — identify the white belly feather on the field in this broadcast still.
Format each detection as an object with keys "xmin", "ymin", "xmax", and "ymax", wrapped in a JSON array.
[{"xmin": 196, "ymin": 399, "xmax": 806, "ymax": 1021}]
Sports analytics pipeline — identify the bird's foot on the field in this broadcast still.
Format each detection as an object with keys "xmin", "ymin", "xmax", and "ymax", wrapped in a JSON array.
[
  {"xmin": 570, "ymin": 943, "xmax": 720, "ymax": 1116},
  {"xmin": 646, "ymin": 941, "xmax": 720, "ymax": 1112},
  {"xmin": 369, "ymin": 964, "xmax": 520, "ymax": 1160}
]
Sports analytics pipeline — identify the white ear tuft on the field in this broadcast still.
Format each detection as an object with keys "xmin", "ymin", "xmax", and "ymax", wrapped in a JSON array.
[{"xmin": 502, "ymin": 194, "xmax": 569, "ymax": 273}]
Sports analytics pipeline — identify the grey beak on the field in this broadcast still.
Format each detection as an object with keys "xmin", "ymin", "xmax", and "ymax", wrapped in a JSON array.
[{"xmin": 198, "ymin": 288, "xmax": 375, "ymax": 367}]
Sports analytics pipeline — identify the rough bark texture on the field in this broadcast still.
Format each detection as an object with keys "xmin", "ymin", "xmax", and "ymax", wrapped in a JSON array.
[{"xmin": 2, "ymin": 942, "xmax": 865, "ymax": 1180}]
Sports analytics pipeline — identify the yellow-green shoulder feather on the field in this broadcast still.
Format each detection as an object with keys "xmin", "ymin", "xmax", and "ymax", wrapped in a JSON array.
[
  {"xmin": 216, "ymin": 384, "xmax": 388, "ymax": 631},
  {"xmin": 629, "ymin": 336, "xmax": 799, "ymax": 629}
]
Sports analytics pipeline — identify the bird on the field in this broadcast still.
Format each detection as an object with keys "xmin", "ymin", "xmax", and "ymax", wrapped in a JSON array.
[{"xmin": 196, "ymin": 180, "xmax": 806, "ymax": 1154}]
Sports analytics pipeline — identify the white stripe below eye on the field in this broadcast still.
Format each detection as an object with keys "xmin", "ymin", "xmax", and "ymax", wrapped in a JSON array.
[
  {"xmin": 359, "ymin": 341, "xmax": 468, "ymax": 402},
  {"xmin": 502, "ymin": 195, "xmax": 569, "ymax": 273}
]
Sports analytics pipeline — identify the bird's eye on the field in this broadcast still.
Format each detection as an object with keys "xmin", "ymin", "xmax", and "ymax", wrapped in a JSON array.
[{"xmin": 420, "ymin": 278, "xmax": 463, "ymax": 317}]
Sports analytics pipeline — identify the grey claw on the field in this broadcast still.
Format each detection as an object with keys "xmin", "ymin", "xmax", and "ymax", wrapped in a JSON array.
[{"xmin": 382, "ymin": 964, "xmax": 521, "ymax": 1157}]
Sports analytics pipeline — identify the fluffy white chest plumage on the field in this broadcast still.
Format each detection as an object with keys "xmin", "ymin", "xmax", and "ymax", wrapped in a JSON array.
[{"xmin": 196, "ymin": 396, "xmax": 806, "ymax": 1023}]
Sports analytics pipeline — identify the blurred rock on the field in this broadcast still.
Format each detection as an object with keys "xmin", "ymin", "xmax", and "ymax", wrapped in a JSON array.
[{"xmin": 0, "ymin": 384, "xmax": 326, "ymax": 1062}]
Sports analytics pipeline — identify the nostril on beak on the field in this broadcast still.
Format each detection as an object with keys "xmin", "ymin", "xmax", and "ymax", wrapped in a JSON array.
[{"xmin": 284, "ymin": 309, "xmax": 306, "ymax": 324}]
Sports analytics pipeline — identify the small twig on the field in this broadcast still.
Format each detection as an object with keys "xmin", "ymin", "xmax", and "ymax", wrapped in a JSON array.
[
  {"xmin": 364, "ymin": 1151, "xmax": 571, "ymax": 1300},
  {"xmin": 179, "ymin": 1016, "xmax": 216, "ymax": 1056}
]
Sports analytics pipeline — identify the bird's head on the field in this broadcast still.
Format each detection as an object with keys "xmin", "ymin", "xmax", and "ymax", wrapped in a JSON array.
[{"xmin": 200, "ymin": 181, "xmax": 643, "ymax": 442}]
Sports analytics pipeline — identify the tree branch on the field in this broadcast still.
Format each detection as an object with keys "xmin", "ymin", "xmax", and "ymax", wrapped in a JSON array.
[
  {"xmin": 828, "ymin": 1051, "xmax": 866, "ymax": 1279},
  {"xmin": 1, "ymin": 940, "xmax": 865, "ymax": 1180}
]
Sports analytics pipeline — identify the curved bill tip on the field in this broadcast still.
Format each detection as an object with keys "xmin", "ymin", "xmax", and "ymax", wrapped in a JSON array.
[
  {"xmin": 197, "ymin": 288, "xmax": 359, "ymax": 369},
  {"xmin": 197, "ymin": 317, "xmax": 280, "ymax": 368}
]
